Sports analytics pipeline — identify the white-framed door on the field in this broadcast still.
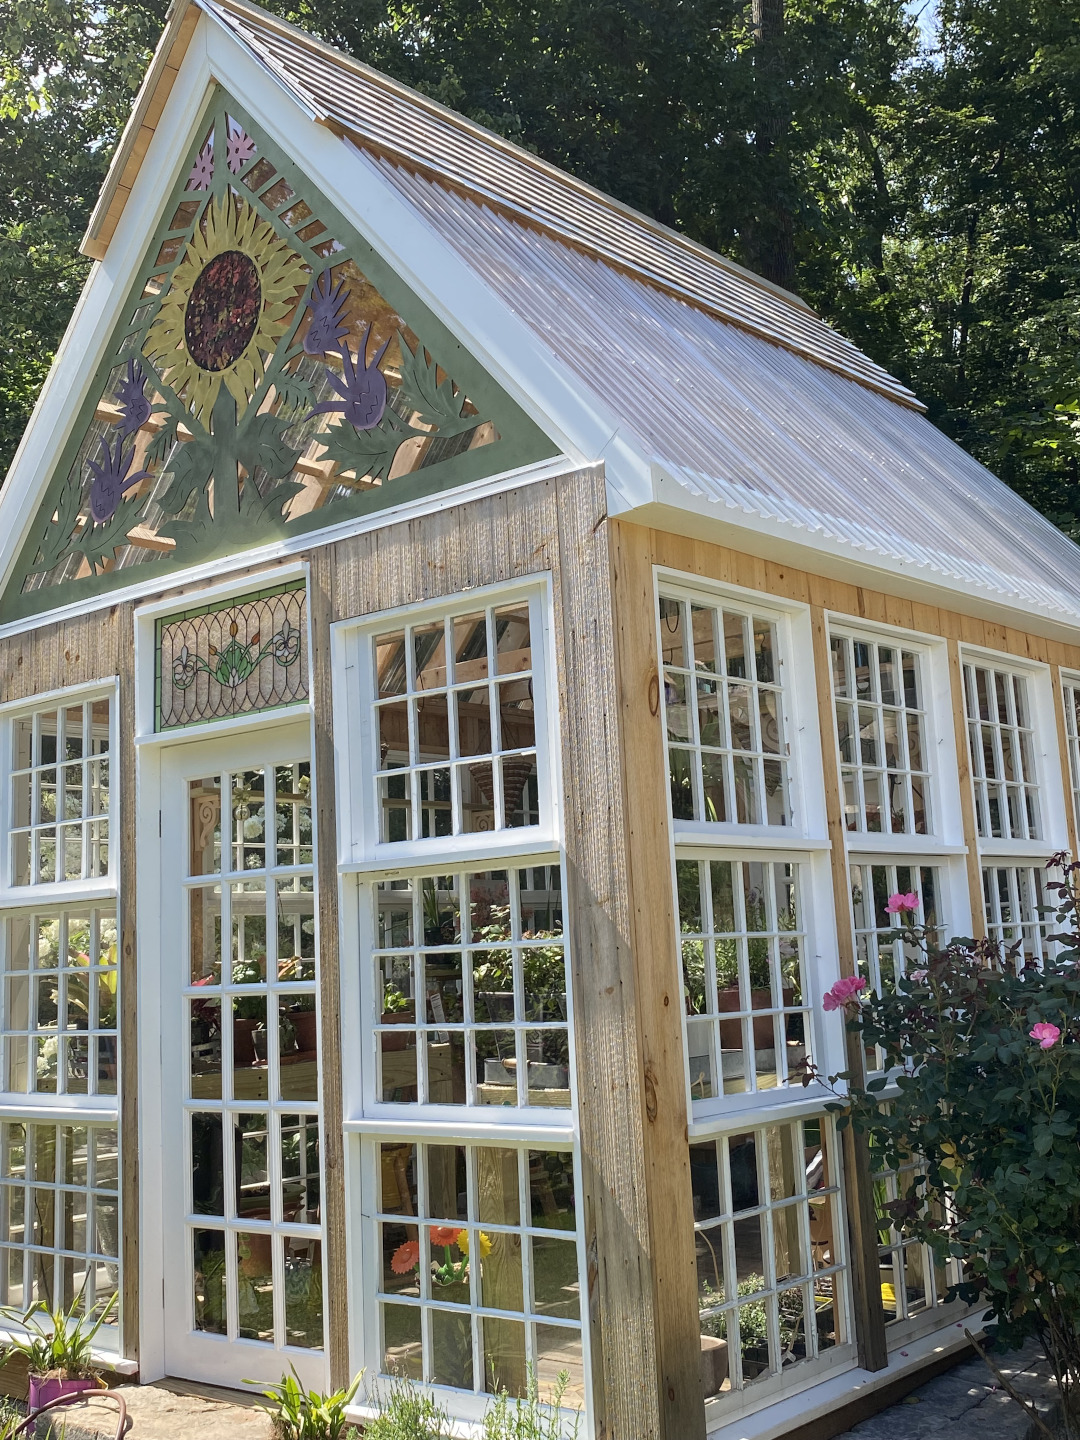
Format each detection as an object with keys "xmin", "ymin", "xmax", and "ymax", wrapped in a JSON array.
[{"xmin": 152, "ymin": 722, "xmax": 327, "ymax": 1389}]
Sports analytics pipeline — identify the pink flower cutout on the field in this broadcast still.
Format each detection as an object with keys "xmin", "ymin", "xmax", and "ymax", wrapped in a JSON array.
[
  {"xmin": 823, "ymin": 976, "xmax": 868, "ymax": 1012},
  {"xmin": 1029, "ymin": 1022, "xmax": 1061, "ymax": 1050},
  {"xmin": 885, "ymin": 892, "xmax": 919, "ymax": 916},
  {"xmin": 390, "ymin": 1240, "xmax": 420, "ymax": 1274}
]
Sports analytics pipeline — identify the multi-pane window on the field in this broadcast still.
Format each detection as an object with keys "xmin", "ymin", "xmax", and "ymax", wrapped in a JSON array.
[
  {"xmin": 9, "ymin": 699, "xmax": 111, "ymax": 887},
  {"xmin": 982, "ymin": 865, "xmax": 1053, "ymax": 965},
  {"xmin": 373, "ymin": 603, "xmax": 538, "ymax": 843},
  {"xmin": 871, "ymin": 1143, "xmax": 961, "ymax": 1330},
  {"xmin": 1061, "ymin": 678, "xmax": 1080, "ymax": 839},
  {"xmin": 375, "ymin": 1142, "xmax": 582, "ymax": 1406},
  {"xmin": 830, "ymin": 637, "xmax": 930, "ymax": 835},
  {"xmin": 677, "ymin": 858, "xmax": 810, "ymax": 1101},
  {"xmin": 850, "ymin": 865, "xmax": 940, "ymax": 998},
  {"xmin": 963, "ymin": 663, "xmax": 1040, "ymax": 841},
  {"xmin": 2, "ymin": 907, "xmax": 118, "ymax": 1098},
  {"xmin": 0, "ymin": 1121, "xmax": 118, "ymax": 1325},
  {"xmin": 690, "ymin": 1118, "xmax": 848, "ymax": 1401},
  {"xmin": 373, "ymin": 867, "xmax": 569, "ymax": 1110},
  {"xmin": 659, "ymin": 595, "xmax": 789, "ymax": 827},
  {"xmin": 185, "ymin": 761, "xmax": 323, "ymax": 1352}
]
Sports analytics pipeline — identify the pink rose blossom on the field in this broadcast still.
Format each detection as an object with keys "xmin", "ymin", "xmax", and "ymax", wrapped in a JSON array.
[
  {"xmin": 908, "ymin": 969, "xmax": 928, "ymax": 983},
  {"xmin": 823, "ymin": 976, "xmax": 868, "ymax": 1012},
  {"xmin": 1029, "ymin": 1022, "xmax": 1061, "ymax": 1050},
  {"xmin": 886, "ymin": 892, "xmax": 920, "ymax": 916}
]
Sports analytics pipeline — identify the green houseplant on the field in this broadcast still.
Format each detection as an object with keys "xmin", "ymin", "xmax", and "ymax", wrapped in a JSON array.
[
  {"xmin": 249, "ymin": 1367, "xmax": 360, "ymax": 1440},
  {"xmin": 820, "ymin": 859, "xmax": 1080, "ymax": 1437},
  {"xmin": 1, "ymin": 1289, "xmax": 117, "ymax": 1411}
]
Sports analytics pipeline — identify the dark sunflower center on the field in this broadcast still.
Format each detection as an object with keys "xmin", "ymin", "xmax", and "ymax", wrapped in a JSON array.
[{"xmin": 184, "ymin": 250, "xmax": 262, "ymax": 372}]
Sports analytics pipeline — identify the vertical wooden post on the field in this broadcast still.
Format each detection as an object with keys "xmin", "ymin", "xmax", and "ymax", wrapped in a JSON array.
[
  {"xmin": 117, "ymin": 620, "xmax": 140, "ymax": 1363},
  {"xmin": 1050, "ymin": 663, "xmax": 1080, "ymax": 860},
  {"xmin": 809, "ymin": 605, "xmax": 888, "ymax": 1374},
  {"xmin": 947, "ymin": 639, "xmax": 986, "ymax": 937},
  {"xmin": 553, "ymin": 483, "xmax": 703, "ymax": 1440},
  {"xmin": 308, "ymin": 551, "xmax": 350, "ymax": 1387}
]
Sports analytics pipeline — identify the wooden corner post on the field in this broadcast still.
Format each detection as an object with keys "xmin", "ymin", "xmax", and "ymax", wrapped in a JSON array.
[
  {"xmin": 809, "ymin": 603, "xmax": 889, "ymax": 1374},
  {"xmin": 553, "ymin": 480, "xmax": 703, "ymax": 1440}
]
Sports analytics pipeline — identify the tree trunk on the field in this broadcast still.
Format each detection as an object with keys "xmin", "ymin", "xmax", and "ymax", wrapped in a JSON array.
[{"xmin": 749, "ymin": 0, "xmax": 797, "ymax": 293}]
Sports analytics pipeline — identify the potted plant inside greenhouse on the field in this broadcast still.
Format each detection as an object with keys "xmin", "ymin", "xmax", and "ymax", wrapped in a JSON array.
[{"xmin": 0, "ymin": 1289, "xmax": 117, "ymax": 1410}]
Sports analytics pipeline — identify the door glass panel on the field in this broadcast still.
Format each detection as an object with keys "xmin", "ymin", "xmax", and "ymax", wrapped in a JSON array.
[{"xmin": 183, "ymin": 760, "xmax": 322, "ymax": 1355}]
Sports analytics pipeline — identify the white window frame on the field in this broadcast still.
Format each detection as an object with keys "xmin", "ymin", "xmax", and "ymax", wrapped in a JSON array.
[
  {"xmin": 334, "ymin": 577, "xmax": 559, "ymax": 873},
  {"xmin": 346, "ymin": 1130, "xmax": 591, "ymax": 1434},
  {"xmin": 960, "ymin": 647, "xmax": 1067, "ymax": 858},
  {"xmin": 689, "ymin": 1107, "xmax": 857, "ymax": 1430},
  {"xmin": 0, "ymin": 682, "xmax": 119, "ymax": 908},
  {"xmin": 826, "ymin": 625, "xmax": 963, "ymax": 856},
  {"xmin": 0, "ymin": 681, "xmax": 122, "ymax": 1353},
  {"xmin": 657, "ymin": 575, "xmax": 828, "ymax": 849},
  {"xmin": 960, "ymin": 649, "xmax": 1068, "ymax": 960},
  {"xmin": 1059, "ymin": 671, "xmax": 1080, "ymax": 847}
]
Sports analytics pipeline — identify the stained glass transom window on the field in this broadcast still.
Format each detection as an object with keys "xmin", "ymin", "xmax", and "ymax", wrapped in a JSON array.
[
  {"xmin": 3, "ymin": 94, "xmax": 553, "ymax": 623},
  {"xmin": 659, "ymin": 594, "xmax": 790, "ymax": 827},
  {"xmin": 375, "ymin": 1141, "xmax": 583, "ymax": 1405},
  {"xmin": 9, "ymin": 699, "xmax": 111, "ymax": 888},
  {"xmin": 156, "ymin": 582, "xmax": 308, "ymax": 731}
]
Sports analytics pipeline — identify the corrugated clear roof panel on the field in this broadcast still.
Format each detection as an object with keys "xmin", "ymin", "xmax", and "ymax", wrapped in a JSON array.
[{"xmin": 378, "ymin": 162, "xmax": 1080, "ymax": 621}]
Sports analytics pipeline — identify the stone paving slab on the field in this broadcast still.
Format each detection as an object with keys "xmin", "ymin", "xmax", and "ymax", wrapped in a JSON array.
[
  {"xmin": 832, "ymin": 1342, "xmax": 1061, "ymax": 1440},
  {"xmin": 28, "ymin": 1382, "xmax": 274, "ymax": 1440}
]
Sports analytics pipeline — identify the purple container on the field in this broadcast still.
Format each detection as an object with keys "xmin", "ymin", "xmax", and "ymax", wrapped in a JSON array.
[{"xmin": 28, "ymin": 1375, "xmax": 98, "ymax": 1413}]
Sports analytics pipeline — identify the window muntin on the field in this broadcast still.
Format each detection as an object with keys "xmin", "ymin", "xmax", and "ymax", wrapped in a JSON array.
[
  {"xmin": 677, "ymin": 858, "xmax": 810, "ymax": 1103},
  {"xmin": 0, "ymin": 1121, "xmax": 118, "ymax": 1331},
  {"xmin": 871, "ymin": 1144, "xmax": 961, "ymax": 1333},
  {"xmin": 375, "ymin": 1141, "xmax": 583, "ymax": 1406},
  {"xmin": 690, "ymin": 1117, "xmax": 848, "ymax": 1402},
  {"xmin": 982, "ymin": 864, "xmax": 1052, "ymax": 965},
  {"xmin": 2, "ymin": 906, "xmax": 118, "ymax": 1098},
  {"xmin": 963, "ymin": 664, "xmax": 1040, "ymax": 841},
  {"xmin": 659, "ymin": 595, "xmax": 789, "ymax": 827},
  {"xmin": 184, "ymin": 761, "xmax": 323, "ymax": 1352},
  {"xmin": 850, "ymin": 864, "xmax": 940, "ymax": 999},
  {"xmin": 372, "ymin": 867, "xmax": 569, "ymax": 1111},
  {"xmin": 9, "ymin": 700, "xmax": 111, "ymax": 887},
  {"xmin": 373, "ymin": 603, "xmax": 538, "ymax": 844},
  {"xmin": 830, "ymin": 637, "xmax": 930, "ymax": 836},
  {"xmin": 1062, "ymin": 678, "xmax": 1080, "ymax": 841}
]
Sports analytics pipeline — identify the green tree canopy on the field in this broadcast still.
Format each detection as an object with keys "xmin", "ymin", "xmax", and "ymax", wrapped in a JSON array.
[{"xmin": 4, "ymin": 0, "xmax": 1080, "ymax": 537}]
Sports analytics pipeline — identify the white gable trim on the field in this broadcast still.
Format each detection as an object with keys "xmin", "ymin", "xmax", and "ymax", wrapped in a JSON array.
[{"xmin": 0, "ymin": 9, "xmax": 651, "ymax": 620}]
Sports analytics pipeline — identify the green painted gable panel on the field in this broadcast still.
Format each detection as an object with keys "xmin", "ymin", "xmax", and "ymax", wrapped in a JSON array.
[{"xmin": 1, "ymin": 92, "xmax": 558, "ymax": 621}]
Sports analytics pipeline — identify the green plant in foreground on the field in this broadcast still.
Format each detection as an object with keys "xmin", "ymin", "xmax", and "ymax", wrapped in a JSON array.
[
  {"xmin": 0, "ymin": 1288, "xmax": 117, "ymax": 1379},
  {"xmin": 816, "ymin": 855, "xmax": 1080, "ymax": 1437},
  {"xmin": 362, "ymin": 1379, "xmax": 450, "ymax": 1438},
  {"xmin": 249, "ymin": 1367, "xmax": 360, "ymax": 1440},
  {"xmin": 483, "ymin": 1366, "xmax": 580, "ymax": 1440}
]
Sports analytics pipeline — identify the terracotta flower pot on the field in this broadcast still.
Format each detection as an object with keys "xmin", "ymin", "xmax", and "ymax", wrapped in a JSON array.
[
  {"xmin": 699, "ymin": 1335, "xmax": 729, "ymax": 1397},
  {"xmin": 717, "ymin": 987, "xmax": 794, "ymax": 1049},
  {"xmin": 291, "ymin": 1009, "xmax": 318, "ymax": 1055},
  {"xmin": 380, "ymin": 1012, "xmax": 415, "ymax": 1051},
  {"xmin": 29, "ymin": 1375, "xmax": 100, "ymax": 1412},
  {"xmin": 233, "ymin": 1017, "xmax": 259, "ymax": 1066}
]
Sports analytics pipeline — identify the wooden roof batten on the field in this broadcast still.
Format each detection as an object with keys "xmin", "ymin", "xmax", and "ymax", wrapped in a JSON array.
[{"xmin": 80, "ymin": 0, "xmax": 924, "ymax": 412}]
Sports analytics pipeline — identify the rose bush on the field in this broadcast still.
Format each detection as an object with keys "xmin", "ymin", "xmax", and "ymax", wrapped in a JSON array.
[{"xmin": 822, "ymin": 855, "xmax": 1080, "ymax": 1433}]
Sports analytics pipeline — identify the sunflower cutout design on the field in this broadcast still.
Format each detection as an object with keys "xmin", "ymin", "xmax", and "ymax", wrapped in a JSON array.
[{"xmin": 143, "ymin": 192, "xmax": 308, "ymax": 423}]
